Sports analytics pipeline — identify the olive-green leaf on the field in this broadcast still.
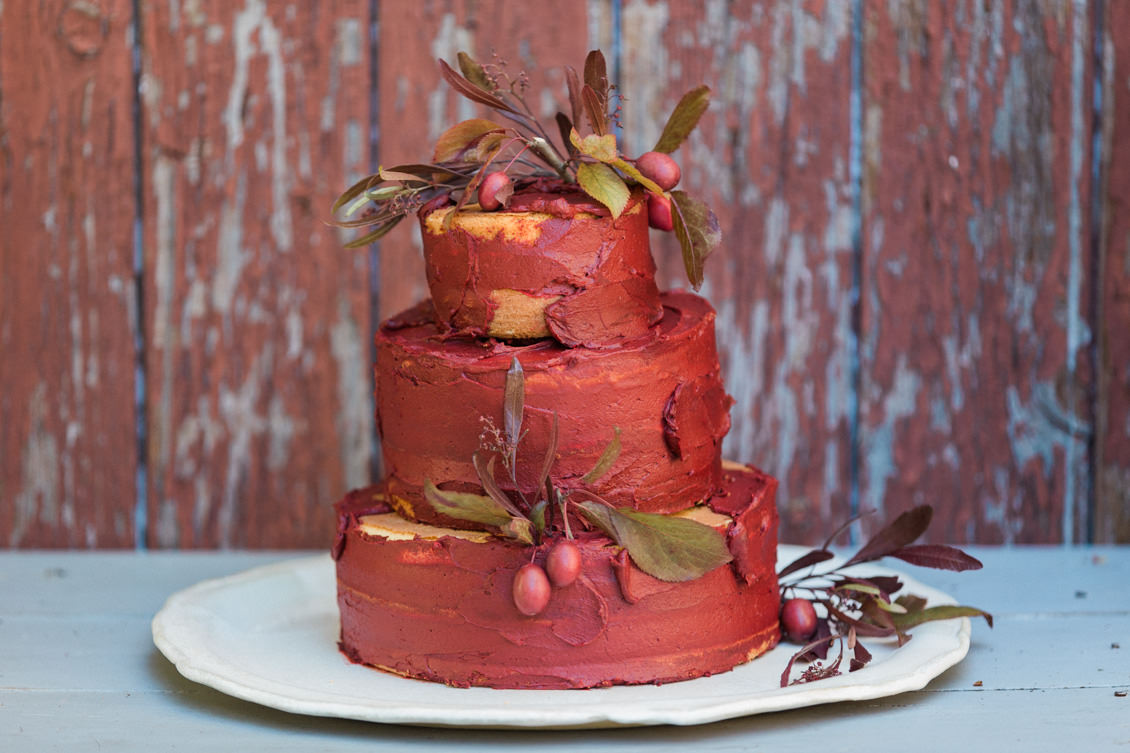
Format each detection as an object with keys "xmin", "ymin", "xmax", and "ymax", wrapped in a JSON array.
[
  {"xmin": 577, "ymin": 162, "xmax": 629, "ymax": 218},
  {"xmin": 653, "ymin": 85, "xmax": 711, "ymax": 154},
  {"xmin": 890, "ymin": 602, "xmax": 994, "ymax": 630},
  {"xmin": 576, "ymin": 502, "xmax": 733, "ymax": 582},
  {"xmin": 342, "ymin": 216, "xmax": 404, "ymax": 248},
  {"xmin": 582, "ymin": 427, "xmax": 621, "ymax": 484},
  {"xmin": 670, "ymin": 190, "xmax": 721, "ymax": 289},
  {"xmin": 501, "ymin": 516, "xmax": 535, "ymax": 545},
  {"xmin": 610, "ymin": 158, "xmax": 664, "ymax": 194},
  {"xmin": 457, "ymin": 51, "xmax": 493, "ymax": 91},
  {"xmin": 570, "ymin": 129, "xmax": 618, "ymax": 162},
  {"xmin": 529, "ymin": 500, "xmax": 547, "ymax": 534},
  {"xmin": 424, "ymin": 480, "xmax": 513, "ymax": 528},
  {"xmin": 504, "ymin": 357, "xmax": 524, "ymax": 449}
]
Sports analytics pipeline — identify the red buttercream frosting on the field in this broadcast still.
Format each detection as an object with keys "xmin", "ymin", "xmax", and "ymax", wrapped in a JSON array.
[
  {"xmin": 375, "ymin": 291, "xmax": 733, "ymax": 527},
  {"xmin": 334, "ymin": 464, "xmax": 780, "ymax": 689},
  {"xmin": 420, "ymin": 185, "xmax": 663, "ymax": 346}
]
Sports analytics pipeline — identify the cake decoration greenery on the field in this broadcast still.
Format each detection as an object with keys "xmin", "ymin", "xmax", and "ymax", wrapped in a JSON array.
[
  {"xmin": 424, "ymin": 357, "xmax": 733, "ymax": 615},
  {"xmin": 777, "ymin": 508, "xmax": 992, "ymax": 686},
  {"xmin": 331, "ymin": 50, "xmax": 720, "ymax": 289}
]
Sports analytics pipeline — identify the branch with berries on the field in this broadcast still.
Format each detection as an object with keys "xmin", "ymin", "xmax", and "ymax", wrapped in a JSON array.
[
  {"xmin": 424, "ymin": 358, "xmax": 733, "ymax": 617},
  {"xmin": 331, "ymin": 50, "xmax": 721, "ymax": 289},
  {"xmin": 777, "ymin": 508, "xmax": 993, "ymax": 687}
]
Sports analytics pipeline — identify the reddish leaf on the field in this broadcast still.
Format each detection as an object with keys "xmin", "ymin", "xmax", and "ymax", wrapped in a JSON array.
[
  {"xmin": 583, "ymin": 49, "xmax": 608, "ymax": 101},
  {"xmin": 844, "ymin": 505, "xmax": 934, "ymax": 567},
  {"xmin": 564, "ymin": 66, "xmax": 584, "ymax": 131},
  {"xmin": 433, "ymin": 119, "xmax": 507, "ymax": 162},
  {"xmin": 472, "ymin": 452, "xmax": 522, "ymax": 518},
  {"xmin": 889, "ymin": 544, "xmax": 984, "ymax": 572},
  {"xmin": 556, "ymin": 113, "xmax": 578, "ymax": 158},
  {"xmin": 849, "ymin": 640, "xmax": 872, "ymax": 672},
  {"xmin": 439, "ymin": 59, "xmax": 518, "ymax": 114},
  {"xmin": 778, "ymin": 549, "xmax": 835, "ymax": 579},
  {"xmin": 779, "ymin": 634, "xmax": 839, "ymax": 688},
  {"xmin": 582, "ymin": 84, "xmax": 608, "ymax": 136}
]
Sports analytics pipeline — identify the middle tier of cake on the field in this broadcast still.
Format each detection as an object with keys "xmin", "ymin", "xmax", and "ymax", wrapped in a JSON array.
[{"xmin": 377, "ymin": 291, "xmax": 734, "ymax": 526}]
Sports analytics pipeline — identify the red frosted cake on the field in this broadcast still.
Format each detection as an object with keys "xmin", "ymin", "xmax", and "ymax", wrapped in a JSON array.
[{"xmin": 331, "ymin": 50, "xmax": 780, "ymax": 689}]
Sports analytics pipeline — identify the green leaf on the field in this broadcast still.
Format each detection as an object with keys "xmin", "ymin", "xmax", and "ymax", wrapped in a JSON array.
[
  {"xmin": 529, "ymin": 500, "xmax": 547, "ymax": 534},
  {"xmin": 536, "ymin": 413, "xmax": 559, "ymax": 495},
  {"xmin": 890, "ymin": 604, "xmax": 994, "ymax": 630},
  {"xmin": 501, "ymin": 516, "xmax": 535, "ymax": 545},
  {"xmin": 433, "ymin": 119, "xmax": 508, "ymax": 162},
  {"xmin": 424, "ymin": 480, "xmax": 513, "ymax": 527},
  {"xmin": 610, "ymin": 157, "xmax": 664, "ymax": 194},
  {"xmin": 654, "ymin": 85, "xmax": 711, "ymax": 153},
  {"xmin": 670, "ymin": 190, "xmax": 721, "ymax": 289},
  {"xmin": 576, "ymin": 502, "xmax": 733, "ymax": 582},
  {"xmin": 577, "ymin": 162, "xmax": 629, "ymax": 218},
  {"xmin": 457, "ymin": 51, "xmax": 493, "ymax": 91},
  {"xmin": 582, "ymin": 427, "xmax": 621, "ymax": 484},
  {"xmin": 342, "ymin": 216, "xmax": 404, "ymax": 248},
  {"xmin": 570, "ymin": 129, "xmax": 618, "ymax": 162},
  {"xmin": 332, "ymin": 173, "xmax": 381, "ymax": 214},
  {"xmin": 504, "ymin": 358, "xmax": 525, "ymax": 449}
]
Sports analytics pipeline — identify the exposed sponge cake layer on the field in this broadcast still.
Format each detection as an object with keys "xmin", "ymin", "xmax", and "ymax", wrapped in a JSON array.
[{"xmin": 420, "ymin": 186, "xmax": 662, "ymax": 345}]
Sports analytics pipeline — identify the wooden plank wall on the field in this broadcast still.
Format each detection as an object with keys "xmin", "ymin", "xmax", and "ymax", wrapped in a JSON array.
[{"xmin": 1, "ymin": 0, "xmax": 1127, "ymax": 548}]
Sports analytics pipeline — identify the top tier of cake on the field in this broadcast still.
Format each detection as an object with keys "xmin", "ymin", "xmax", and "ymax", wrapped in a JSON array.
[{"xmin": 419, "ymin": 183, "xmax": 663, "ymax": 347}]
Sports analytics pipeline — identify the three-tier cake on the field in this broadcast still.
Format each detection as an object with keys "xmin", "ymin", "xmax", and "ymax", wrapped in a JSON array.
[{"xmin": 331, "ymin": 51, "xmax": 780, "ymax": 689}]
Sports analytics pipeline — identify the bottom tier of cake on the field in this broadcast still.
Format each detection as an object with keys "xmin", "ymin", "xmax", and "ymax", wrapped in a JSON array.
[{"xmin": 333, "ymin": 463, "xmax": 781, "ymax": 690}]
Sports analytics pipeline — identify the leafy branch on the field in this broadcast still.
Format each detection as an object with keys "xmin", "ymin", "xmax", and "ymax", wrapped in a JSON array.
[
  {"xmin": 423, "ymin": 357, "xmax": 731, "ymax": 582},
  {"xmin": 777, "ymin": 506, "xmax": 992, "ymax": 687},
  {"xmin": 330, "ymin": 50, "xmax": 721, "ymax": 289}
]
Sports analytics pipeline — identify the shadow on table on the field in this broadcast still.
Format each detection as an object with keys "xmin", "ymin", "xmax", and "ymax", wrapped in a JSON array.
[{"xmin": 147, "ymin": 649, "xmax": 942, "ymax": 746}]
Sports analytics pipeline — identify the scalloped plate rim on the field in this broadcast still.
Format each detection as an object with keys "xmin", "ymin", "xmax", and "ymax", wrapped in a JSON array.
[{"xmin": 151, "ymin": 547, "xmax": 972, "ymax": 729}]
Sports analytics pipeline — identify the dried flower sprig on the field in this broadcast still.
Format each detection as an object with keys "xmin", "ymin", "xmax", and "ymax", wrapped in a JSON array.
[
  {"xmin": 331, "ymin": 50, "xmax": 721, "ymax": 289},
  {"xmin": 778, "ymin": 507, "xmax": 993, "ymax": 686}
]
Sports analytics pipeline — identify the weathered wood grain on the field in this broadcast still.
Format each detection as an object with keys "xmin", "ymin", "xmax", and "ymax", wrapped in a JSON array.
[
  {"xmin": 620, "ymin": 0, "xmax": 856, "ymax": 544},
  {"xmin": 859, "ymin": 0, "xmax": 1096, "ymax": 543},
  {"xmin": 0, "ymin": 0, "xmax": 139, "ymax": 547},
  {"xmin": 373, "ymin": 0, "xmax": 604, "ymax": 320},
  {"xmin": 138, "ymin": 0, "xmax": 373, "ymax": 547},
  {"xmin": 1098, "ymin": 1, "xmax": 1130, "ymax": 543}
]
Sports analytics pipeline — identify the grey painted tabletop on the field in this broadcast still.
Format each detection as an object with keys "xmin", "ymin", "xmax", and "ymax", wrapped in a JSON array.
[{"xmin": 2, "ymin": 547, "xmax": 1127, "ymax": 751}]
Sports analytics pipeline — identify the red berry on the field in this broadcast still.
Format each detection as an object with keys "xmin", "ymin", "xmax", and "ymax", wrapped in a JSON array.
[
  {"xmin": 545, "ymin": 541, "xmax": 582, "ymax": 587},
  {"xmin": 478, "ymin": 171, "xmax": 513, "ymax": 211},
  {"xmin": 647, "ymin": 194, "xmax": 674, "ymax": 231},
  {"xmin": 781, "ymin": 598, "xmax": 818, "ymax": 643},
  {"xmin": 512, "ymin": 563, "xmax": 551, "ymax": 616},
  {"xmin": 636, "ymin": 151, "xmax": 681, "ymax": 190}
]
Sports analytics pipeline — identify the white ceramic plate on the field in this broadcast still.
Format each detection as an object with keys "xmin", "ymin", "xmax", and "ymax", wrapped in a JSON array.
[{"xmin": 151, "ymin": 548, "xmax": 971, "ymax": 728}]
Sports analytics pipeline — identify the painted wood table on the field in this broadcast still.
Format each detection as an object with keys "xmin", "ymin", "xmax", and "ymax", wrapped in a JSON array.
[{"xmin": 1, "ymin": 547, "xmax": 1127, "ymax": 751}]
